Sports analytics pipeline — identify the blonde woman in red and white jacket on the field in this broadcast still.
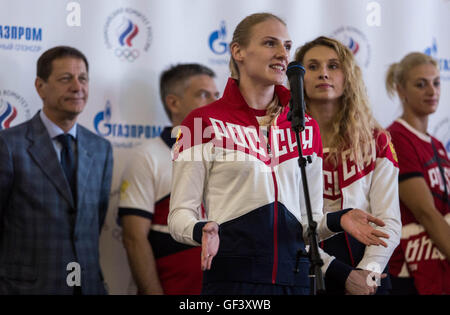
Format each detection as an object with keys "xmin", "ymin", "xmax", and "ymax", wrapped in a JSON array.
[
  {"xmin": 295, "ymin": 36, "xmax": 401, "ymax": 295},
  {"xmin": 169, "ymin": 14, "xmax": 390, "ymax": 295}
]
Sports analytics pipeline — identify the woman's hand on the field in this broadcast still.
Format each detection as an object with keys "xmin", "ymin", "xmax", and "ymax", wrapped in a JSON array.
[
  {"xmin": 341, "ymin": 209, "xmax": 389, "ymax": 247},
  {"xmin": 201, "ymin": 222, "xmax": 220, "ymax": 270},
  {"xmin": 345, "ymin": 269, "xmax": 387, "ymax": 295}
]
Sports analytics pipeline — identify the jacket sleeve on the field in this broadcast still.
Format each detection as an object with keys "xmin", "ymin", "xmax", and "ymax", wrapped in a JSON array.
[
  {"xmin": 357, "ymin": 134, "xmax": 401, "ymax": 271},
  {"xmin": 319, "ymin": 247, "xmax": 355, "ymax": 286},
  {"xmin": 99, "ymin": 140, "xmax": 113, "ymax": 231},
  {"xmin": 168, "ymin": 117, "xmax": 212, "ymax": 246}
]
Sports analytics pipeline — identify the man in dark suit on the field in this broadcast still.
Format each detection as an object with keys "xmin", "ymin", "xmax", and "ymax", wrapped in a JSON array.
[{"xmin": 0, "ymin": 46, "xmax": 113, "ymax": 294}]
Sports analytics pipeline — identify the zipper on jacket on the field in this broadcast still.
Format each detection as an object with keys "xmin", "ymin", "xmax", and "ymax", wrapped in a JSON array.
[
  {"xmin": 266, "ymin": 125, "xmax": 271, "ymax": 156},
  {"xmin": 267, "ymin": 124, "xmax": 279, "ymax": 284},
  {"xmin": 271, "ymin": 171, "xmax": 279, "ymax": 284}
]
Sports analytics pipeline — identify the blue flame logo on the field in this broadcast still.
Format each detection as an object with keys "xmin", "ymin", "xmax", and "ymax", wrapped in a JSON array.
[
  {"xmin": 209, "ymin": 21, "xmax": 228, "ymax": 55},
  {"xmin": 94, "ymin": 101, "xmax": 112, "ymax": 136},
  {"xmin": 424, "ymin": 38, "xmax": 438, "ymax": 57}
]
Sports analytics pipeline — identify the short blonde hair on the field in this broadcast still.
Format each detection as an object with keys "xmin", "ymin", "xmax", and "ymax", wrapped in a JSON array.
[{"xmin": 385, "ymin": 52, "xmax": 438, "ymax": 98}]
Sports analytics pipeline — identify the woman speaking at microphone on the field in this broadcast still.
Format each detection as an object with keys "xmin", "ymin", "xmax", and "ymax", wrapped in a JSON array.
[
  {"xmin": 168, "ymin": 14, "xmax": 390, "ymax": 295},
  {"xmin": 294, "ymin": 36, "xmax": 401, "ymax": 295}
]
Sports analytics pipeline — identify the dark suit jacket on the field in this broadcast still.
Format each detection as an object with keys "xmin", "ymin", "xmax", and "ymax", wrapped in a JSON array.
[{"xmin": 0, "ymin": 113, "xmax": 113, "ymax": 294}]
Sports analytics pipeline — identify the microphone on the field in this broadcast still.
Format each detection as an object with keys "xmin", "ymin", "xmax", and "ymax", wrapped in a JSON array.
[
  {"xmin": 286, "ymin": 61, "xmax": 325, "ymax": 294},
  {"xmin": 286, "ymin": 61, "xmax": 306, "ymax": 132}
]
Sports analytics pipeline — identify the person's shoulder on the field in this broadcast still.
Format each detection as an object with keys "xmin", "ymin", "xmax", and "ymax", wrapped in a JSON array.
[
  {"xmin": 78, "ymin": 124, "xmax": 111, "ymax": 148},
  {"xmin": 386, "ymin": 120, "xmax": 414, "ymax": 139},
  {"xmin": 193, "ymin": 98, "xmax": 225, "ymax": 118},
  {"xmin": 134, "ymin": 136, "xmax": 168, "ymax": 157},
  {"xmin": 373, "ymin": 128, "xmax": 390, "ymax": 145},
  {"xmin": 121, "ymin": 141, "xmax": 160, "ymax": 175},
  {"xmin": 383, "ymin": 123, "xmax": 421, "ymax": 163},
  {"xmin": 0, "ymin": 118, "xmax": 32, "ymax": 143},
  {"xmin": 372, "ymin": 128, "xmax": 399, "ymax": 165},
  {"xmin": 386, "ymin": 121, "xmax": 417, "ymax": 147},
  {"xmin": 387, "ymin": 120, "xmax": 402, "ymax": 133}
]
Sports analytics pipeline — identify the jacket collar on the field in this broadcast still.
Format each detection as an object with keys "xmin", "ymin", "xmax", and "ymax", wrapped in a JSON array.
[
  {"xmin": 27, "ymin": 113, "xmax": 75, "ymax": 208},
  {"xmin": 39, "ymin": 110, "xmax": 77, "ymax": 139},
  {"xmin": 222, "ymin": 78, "xmax": 291, "ymax": 110}
]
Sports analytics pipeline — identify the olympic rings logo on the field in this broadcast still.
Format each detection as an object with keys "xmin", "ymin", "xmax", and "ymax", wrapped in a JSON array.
[{"xmin": 114, "ymin": 48, "xmax": 140, "ymax": 62}]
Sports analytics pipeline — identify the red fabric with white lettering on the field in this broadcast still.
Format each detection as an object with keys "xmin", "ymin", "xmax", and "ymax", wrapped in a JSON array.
[
  {"xmin": 173, "ymin": 78, "xmax": 322, "ymax": 163},
  {"xmin": 323, "ymin": 131, "xmax": 398, "ymax": 200},
  {"xmin": 169, "ymin": 78, "xmax": 331, "ymax": 287},
  {"xmin": 388, "ymin": 120, "xmax": 450, "ymax": 294}
]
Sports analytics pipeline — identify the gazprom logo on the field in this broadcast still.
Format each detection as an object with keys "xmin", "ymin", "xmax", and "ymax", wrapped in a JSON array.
[
  {"xmin": 424, "ymin": 38, "xmax": 437, "ymax": 57},
  {"xmin": 209, "ymin": 21, "xmax": 229, "ymax": 55},
  {"xmin": 94, "ymin": 100, "xmax": 163, "ymax": 139},
  {"xmin": 0, "ymin": 100, "xmax": 17, "ymax": 130},
  {"xmin": 117, "ymin": 18, "xmax": 139, "ymax": 47},
  {"xmin": 0, "ymin": 25, "xmax": 42, "ymax": 41},
  {"xmin": 424, "ymin": 38, "xmax": 450, "ymax": 73}
]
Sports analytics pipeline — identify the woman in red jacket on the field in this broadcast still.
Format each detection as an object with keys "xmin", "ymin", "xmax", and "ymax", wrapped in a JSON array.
[
  {"xmin": 386, "ymin": 52, "xmax": 450, "ymax": 295},
  {"xmin": 295, "ymin": 36, "xmax": 401, "ymax": 295},
  {"xmin": 168, "ymin": 13, "xmax": 390, "ymax": 295}
]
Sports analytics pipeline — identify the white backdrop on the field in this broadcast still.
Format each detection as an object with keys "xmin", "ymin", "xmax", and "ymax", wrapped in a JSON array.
[{"xmin": 1, "ymin": 0, "xmax": 449, "ymax": 294}]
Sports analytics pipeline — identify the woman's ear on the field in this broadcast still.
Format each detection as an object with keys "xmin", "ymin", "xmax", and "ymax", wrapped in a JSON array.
[
  {"xmin": 231, "ymin": 42, "xmax": 244, "ymax": 63},
  {"xmin": 396, "ymin": 85, "xmax": 407, "ymax": 104}
]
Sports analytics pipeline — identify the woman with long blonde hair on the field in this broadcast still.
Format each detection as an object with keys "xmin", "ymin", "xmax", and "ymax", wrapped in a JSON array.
[
  {"xmin": 386, "ymin": 52, "xmax": 450, "ymax": 295},
  {"xmin": 168, "ymin": 16, "xmax": 390, "ymax": 295},
  {"xmin": 295, "ymin": 36, "xmax": 401, "ymax": 295}
]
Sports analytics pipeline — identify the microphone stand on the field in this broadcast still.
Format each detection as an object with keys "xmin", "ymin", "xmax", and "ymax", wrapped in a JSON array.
[{"xmin": 287, "ymin": 76, "xmax": 326, "ymax": 296}]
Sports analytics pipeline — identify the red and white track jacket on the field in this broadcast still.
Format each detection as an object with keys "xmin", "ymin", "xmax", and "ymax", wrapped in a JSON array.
[
  {"xmin": 319, "ymin": 131, "xmax": 402, "ymax": 291},
  {"xmin": 169, "ymin": 78, "xmax": 350, "ymax": 286}
]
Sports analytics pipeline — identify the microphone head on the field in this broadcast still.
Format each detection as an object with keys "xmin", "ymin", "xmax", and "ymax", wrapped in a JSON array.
[{"xmin": 286, "ymin": 61, "xmax": 305, "ymax": 77}]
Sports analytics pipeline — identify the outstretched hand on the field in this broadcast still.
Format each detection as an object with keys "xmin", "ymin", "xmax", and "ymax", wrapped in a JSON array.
[
  {"xmin": 201, "ymin": 222, "xmax": 220, "ymax": 271},
  {"xmin": 341, "ymin": 209, "xmax": 389, "ymax": 247}
]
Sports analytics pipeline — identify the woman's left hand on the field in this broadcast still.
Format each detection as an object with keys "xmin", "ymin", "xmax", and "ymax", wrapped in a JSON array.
[
  {"xmin": 201, "ymin": 222, "xmax": 220, "ymax": 270},
  {"xmin": 341, "ymin": 209, "xmax": 389, "ymax": 247}
]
